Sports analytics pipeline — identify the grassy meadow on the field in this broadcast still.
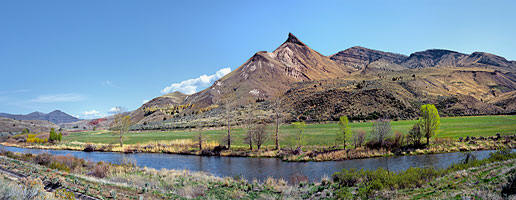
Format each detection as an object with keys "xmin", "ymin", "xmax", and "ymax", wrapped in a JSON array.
[{"xmin": 63, "ymin": 115, "xmax": 516, "ymax": 148}]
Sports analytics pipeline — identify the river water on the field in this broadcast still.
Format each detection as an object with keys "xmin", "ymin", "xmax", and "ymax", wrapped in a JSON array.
[{"xmin": 0, "ymin": 145, "xmax": 503, "ymax": 181}]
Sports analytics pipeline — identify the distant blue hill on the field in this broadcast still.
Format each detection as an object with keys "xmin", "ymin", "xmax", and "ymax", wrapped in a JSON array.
[{"xmin": 0, "ymin": 110, "xmax": 80, "ymax": 124}]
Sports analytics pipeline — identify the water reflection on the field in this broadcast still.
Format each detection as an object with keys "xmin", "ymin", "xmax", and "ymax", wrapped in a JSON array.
[{"xmin": 0, "ymin": 145, "xmax": 508, "ymax": 182}]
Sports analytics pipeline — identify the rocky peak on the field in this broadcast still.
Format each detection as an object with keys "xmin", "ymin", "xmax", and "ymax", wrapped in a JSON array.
[{"xmin": 284, "ymin": 33, "xmax": 306, "ymax": 46}]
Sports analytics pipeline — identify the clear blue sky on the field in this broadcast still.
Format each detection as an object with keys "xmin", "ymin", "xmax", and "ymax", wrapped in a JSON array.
[{"xmin": 1, "ymin": 0, "xmax": 515, "ymax": 119}]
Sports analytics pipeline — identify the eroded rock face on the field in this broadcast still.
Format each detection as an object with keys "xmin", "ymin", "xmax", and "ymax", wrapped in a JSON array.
[
  {"xmin": 330, "ymin": 46, "xmax": 408, "ymax": 70},
  {"xmin": 181, "ymin": 33, "xmax": 356, "ymax": 109},
  {"xmin": 130, "ymin": 33, "xmax": 516, "ymax": 126},
  {"xmin": 286, "ymin": 87, "xmax": 418, "ymax": 121}
]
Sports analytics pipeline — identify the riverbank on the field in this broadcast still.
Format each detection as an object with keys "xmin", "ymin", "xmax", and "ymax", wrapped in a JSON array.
[
  {"xmin": 1, "ymin": 148, "xmax": 515, "ymax": 199},
  {"xmin": 0, "ymin": 150, "xmax": 322, "ymax": 199},
  {"xmin": 2, "ymin": 135, "xmax": 516, "ymax": 162}
]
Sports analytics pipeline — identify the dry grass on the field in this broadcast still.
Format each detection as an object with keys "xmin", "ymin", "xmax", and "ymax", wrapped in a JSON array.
[{"xmin": 0, "ymin": 175, "xmax": 55, "ymax": 200}]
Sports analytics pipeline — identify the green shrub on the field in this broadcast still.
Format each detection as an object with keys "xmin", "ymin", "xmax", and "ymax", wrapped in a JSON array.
[
  {"xmin": 333, "ymin": 168, "xmax": 361, "ymax": 187},
  {"xmin": 333, "ymin": 167, "xmax": 442, "ymax": 197},
  {"xmin": 55, "ymin": 189, "xmax": 76, "ymax": 200},
  {"xmin": 49, "ymin": 161, "xmax": 70, "ymax": 172},
  {"xmin": 333, "ymin": 148, "xmax": 516, "ymax": 198}
]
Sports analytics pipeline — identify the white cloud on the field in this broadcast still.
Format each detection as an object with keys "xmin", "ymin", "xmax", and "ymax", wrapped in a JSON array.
[
  {"xmin": 30, "ymin": 93, "xmax": 84, "ymax": 103},
  {"xmin": 142, "ymin": 99, "xmax": 149, "ymax": 104},
  {"xmin": 108, "ymin": 106, "xmax": 127, "ymax": 114},
  {"xmin": 77, "ymin": 106, "xmax": 127, "ymax": 119},
  {"xmin": 161, "ymin": 67, "xmax": 231, "ymax": 95},
  {"xmin": 80, "ymin": 110, "xmax": 105, "ymax": 119},
  {"xmin": 109, "ymin": 107, "xmax": 120, "ymax": 112}
]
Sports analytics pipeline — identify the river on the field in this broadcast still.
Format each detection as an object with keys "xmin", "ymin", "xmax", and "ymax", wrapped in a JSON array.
[{"xmin": 0, "ymin": 145, "xmax": 504, "ymax": 181}]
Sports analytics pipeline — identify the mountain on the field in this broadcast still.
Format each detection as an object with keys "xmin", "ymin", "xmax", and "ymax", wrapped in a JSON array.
[
  {"xmin": 129, "ymin": 91, "xmax": 190, "ymax": 123},
  {"xmin": 0, "ymin": 116, "xmax": 59, "ymax": 135},
  {"xmin": 185, "ymin": 33, "xmax": 355, "ymax": 107},
  {"xmin": 131, "ymin": 33, "xmax": 516, "ymax": 128},
  {"xmin": 0, "ymin": 110, "xmax": 80, "ymax": 124},
  {"xmin": 330, "ymin": 46, "xmax": 408, "ymax": 70},
  {"xmin": 130, "ymin": 33, "xmax": 357, "ymax": 124}
]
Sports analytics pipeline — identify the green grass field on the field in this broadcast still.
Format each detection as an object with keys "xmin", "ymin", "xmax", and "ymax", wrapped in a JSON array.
[{"xmin": 63, "ymin": 115, "xmax": 516, "ymax": 148}]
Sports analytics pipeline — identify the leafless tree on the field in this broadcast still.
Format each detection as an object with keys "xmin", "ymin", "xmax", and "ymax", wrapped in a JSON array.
[
  {"xmin": 272, "ymin": 95, "xmax": 283, "ymax": 150},
  {"xmin": 243, "ymin": 105, "xmax": 256, "ymax": 150},
  {"xmin": 268, "ymin": 90, "xmax": 286, "ymax": 150},
  {"xmin": 244, "ymin": 129, "xmax": 253, "ymax": 150},
  {"xmin": 214, "ymin": 83, "xmax": 235, "ymax": 150},
  {"xmin": 353, "ymin": 129, "xmax": 366, "ymax": 148},
  {"xmin": 112, "ymin": 113, "xmax": 131, "ymax": 147},
  {"xmin": 197, "ymin": 130, "xmax": 206, "ymax": 150},
  {"xmin": 370, "ymin": 119, "xmax": 392, "ymax": 146},
  {"xmin": 252, "ymin": 124, "xmax": 268, "ymax": 150}
]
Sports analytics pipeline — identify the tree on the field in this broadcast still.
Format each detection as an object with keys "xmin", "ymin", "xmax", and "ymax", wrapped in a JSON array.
[
  {"xmin": 370, "ymin": 119, "xmax": 392, "ymax": 147},
  {"xmin": 353, "ymin": 129, "xmax": 366, "ymax": 148},
  {"xmin": 243, "ymin": 103, "xmax": 257, "ymax": 151},
  {"xmin": 244, "ymin": 128, "xmax": 254, "ymax": 150},
  {"xmin": 408, "ymin": 123, "xmax": 422, "ymax": 146},
  {"xmin": 252, "ymin": 124, "xmax": 268, "ymax": 150},
  {"xmin": 292, "ymin": 121, "xmax": 306, "ymax": 149},
  {"xmin": 225, "ymin": 102, "xmax": 232, "ymax": 149},
  {"xmin": 197, "ymin": 132, "xmax": 205, "ymax": 150},
  {"xmin": 419, "ymin": 104, "xmax": 440, "ymax": 145},
  {"xmin": 58, "ymin": 132, "xmax": 62, "ymax": 142},
  {"xmin": 272, "ymin": 94, "xmax": 283, "ymax": 150},
  {"xmin": 213, "ymin": 82, "xmax": 238, "ymax": 150},
  {"xmin": 112, "ymin": 114, "xmax": 132, "ymax": 147},
  {"xmin": 337, "ymin": 116, "xmax": 351, "ymax": 149},
  {"xmin": 49, "ymin": 128, "xmax": 57, "ymax": 143}
]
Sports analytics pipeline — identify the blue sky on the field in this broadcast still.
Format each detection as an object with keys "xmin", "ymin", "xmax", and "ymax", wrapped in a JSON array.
[{"xmin": 0, "ymin": 0, "xmax": 515, "ymax": 119}]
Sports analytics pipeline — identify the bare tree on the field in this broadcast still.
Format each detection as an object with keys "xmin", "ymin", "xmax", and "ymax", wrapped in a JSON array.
[
  {"xmin": 212, "ymin": 81, "xmax": 235, "ymax": 150},
  {"xmin": 112, "ymin": 113, "xmax": 131, "ymax": 147},
  {"xmin": 292, "ymin": 121, "xmax": 306, "ymax": 149},
  {"xmin": 370, "ymin": 119, "xmax": 392, "ymax": 147},
  {"xmin": 197, "ymin": 131, "xmax": 206, "ymax": 150},
  {"xmin": 244, "ymin": 105, "xmax": 256, "ymax": 151},
  {"xmin": 272, "ymin": 94, "xmax": 283, "ymax": 150},
  {"xmin": 244, "ymin": 129, "xmax": 254, "ymax": 150},
  {"xmin": 353, "ymin": 129, "xmax": 366, "ymax": 148},
  {"xmin": 216, "ymin": 85, "xmax": 236, "ymax": 150},
  {"xmin": 252, "ymin": 124, "xmax": 268, "ymax": 150},
  {"xmin": 225, "ymin": 102, "xmax": 232, "ymax": 149}
]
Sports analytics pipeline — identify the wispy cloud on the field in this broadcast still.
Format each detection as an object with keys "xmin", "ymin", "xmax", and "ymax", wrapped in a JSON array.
[
  {"xmin": 0, "ymin": 89, "xmax": 30, "ymax": 95},
  {"xmin": 30, "ymin": 93, "xmax": 85, "ymax": 103},
  {"xmin": 80, "ymin": 110, "xmax": 106, "ymax": 119},
  {"xmin": 161, "ymin": 67, "xmax": 231, "ymax": 95},
  {"xmin": 142, "ymin": 99, "xmax": 149, "ymax": 104},
  {"xmin": 102, "ymin": 80, "xmax": 119, "ymax": 88}
]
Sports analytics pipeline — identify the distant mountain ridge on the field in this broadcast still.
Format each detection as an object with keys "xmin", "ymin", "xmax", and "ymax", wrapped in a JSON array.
[{"xmin": 0, "ymin": 110, "xmax": 79, "ymax": 124}]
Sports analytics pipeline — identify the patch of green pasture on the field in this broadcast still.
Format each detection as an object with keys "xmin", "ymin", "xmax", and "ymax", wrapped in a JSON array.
[{"xmin": 63, "ymin": 115, "xmax": 516, "ymax": 147}]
